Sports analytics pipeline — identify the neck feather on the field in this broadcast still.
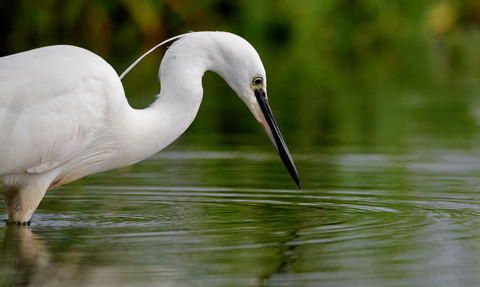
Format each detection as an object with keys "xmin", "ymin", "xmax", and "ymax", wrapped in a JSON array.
[{"xmin": 114, "ymin": 37, "xmax": 214, "ymax": 168}]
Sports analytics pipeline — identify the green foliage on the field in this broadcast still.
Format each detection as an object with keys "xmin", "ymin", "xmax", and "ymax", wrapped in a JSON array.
[{"xmin": 2, "ymin": 0, "xmax": 480, "ymax": 150}]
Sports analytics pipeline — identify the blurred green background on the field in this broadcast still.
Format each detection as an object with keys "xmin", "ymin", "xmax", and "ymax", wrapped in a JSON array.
[{"xmin": 1, "ymin": 0, "xmax": 480, "ymax": 153}]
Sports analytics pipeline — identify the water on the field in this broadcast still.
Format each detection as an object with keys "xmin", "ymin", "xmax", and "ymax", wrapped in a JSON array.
[{"xmin": 2, "ymin": 144, "xmax": 480, "ymax": 286}]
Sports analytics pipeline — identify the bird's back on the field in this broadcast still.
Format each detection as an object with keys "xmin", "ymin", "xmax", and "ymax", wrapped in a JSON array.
[{"xmin": 0, "ymin": 45, "xmax": 123, "ymax": 175}]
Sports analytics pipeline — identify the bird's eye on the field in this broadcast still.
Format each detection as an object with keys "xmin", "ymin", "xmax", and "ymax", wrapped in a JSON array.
[{"xmin": 253, "ymin": 76, "xmax": 263, "ymax": 86}]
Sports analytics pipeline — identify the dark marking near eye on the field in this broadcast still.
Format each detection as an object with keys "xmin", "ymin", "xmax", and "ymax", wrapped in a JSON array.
[{"xmin": 254, "ymin": 88, "xmax": 267, "ymax": 98}]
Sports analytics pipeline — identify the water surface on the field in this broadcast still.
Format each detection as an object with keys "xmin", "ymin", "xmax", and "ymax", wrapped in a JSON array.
[{"xmin": 2, "ymin": 145, "xmax": 480, "ymax": 286}]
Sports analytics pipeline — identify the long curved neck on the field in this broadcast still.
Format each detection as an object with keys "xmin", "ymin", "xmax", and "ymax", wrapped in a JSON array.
[{"xmin": 114, "ymin": 36, "xmax": 214, "ymax": 168}]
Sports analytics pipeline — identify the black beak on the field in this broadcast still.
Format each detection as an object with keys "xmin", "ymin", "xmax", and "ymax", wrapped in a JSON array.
[{"xmin": 254, "ymin": 89, "xmax": 301, "ymax": 189}]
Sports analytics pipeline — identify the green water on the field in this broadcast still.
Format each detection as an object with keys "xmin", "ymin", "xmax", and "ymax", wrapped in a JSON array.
[{"xmin": 2, "ymin": 143, "xmax": 480, "ymax": 286}]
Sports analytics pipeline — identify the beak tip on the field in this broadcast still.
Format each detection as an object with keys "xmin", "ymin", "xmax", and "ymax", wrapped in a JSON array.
[{"xmin": 294, "ymin": 175, "xmax": 302, "ymax": 190}]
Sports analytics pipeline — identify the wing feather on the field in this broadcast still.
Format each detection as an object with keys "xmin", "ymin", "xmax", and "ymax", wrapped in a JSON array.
[{"xmin": 0, "ymin": 46, "xmax": 111, "ymax": 175}]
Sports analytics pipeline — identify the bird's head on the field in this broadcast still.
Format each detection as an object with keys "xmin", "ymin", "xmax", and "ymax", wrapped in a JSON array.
[{"xmin": 202, "ymin": 32, "xmax": 301, "ymax": 189}]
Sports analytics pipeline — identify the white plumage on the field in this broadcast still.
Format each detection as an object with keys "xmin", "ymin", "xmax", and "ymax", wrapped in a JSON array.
[{"xmin": 0, "ymin": 31, "xmax": 300, "ymax": 223}]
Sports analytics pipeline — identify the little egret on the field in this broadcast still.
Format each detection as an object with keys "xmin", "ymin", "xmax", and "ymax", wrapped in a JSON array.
[{"xmin": 0, "ymin": 31, "xmax": 301, "ymax": 224}]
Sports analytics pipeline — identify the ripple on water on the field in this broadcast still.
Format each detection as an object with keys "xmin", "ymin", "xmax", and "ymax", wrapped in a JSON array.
[
  {"xmin": 14, "ymin": 149, "xmax": 480, "ymax": 286},
  {"xmin": 36, "ymin": 186, "xmax": 435, "ymax": 249}
]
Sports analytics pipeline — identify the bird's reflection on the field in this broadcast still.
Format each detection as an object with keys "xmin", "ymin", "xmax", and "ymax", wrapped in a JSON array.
[
  {"xmin": 1, "ymin": 222, "xmax": 189, "ymax": 286},
  {"xmin": 2, "ymin": 224, "xmax": 51, "ymax": 286}
]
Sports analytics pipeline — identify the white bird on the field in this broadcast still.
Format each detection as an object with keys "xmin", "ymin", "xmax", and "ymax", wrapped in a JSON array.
[{"xmin": 0, "ymin": 31, "xmax": 301, "ymax": 224}]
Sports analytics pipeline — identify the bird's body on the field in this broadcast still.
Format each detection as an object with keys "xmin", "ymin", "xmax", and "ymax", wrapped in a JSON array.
[{"xmin": 0, "ymin": 32, "xmax": 300, "ymax": 223}]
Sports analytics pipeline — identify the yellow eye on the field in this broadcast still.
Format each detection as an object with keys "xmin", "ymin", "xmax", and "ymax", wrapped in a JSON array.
[{"xmin": 252, "ymin": 76, "xmax": 263, "ymax": 86}]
